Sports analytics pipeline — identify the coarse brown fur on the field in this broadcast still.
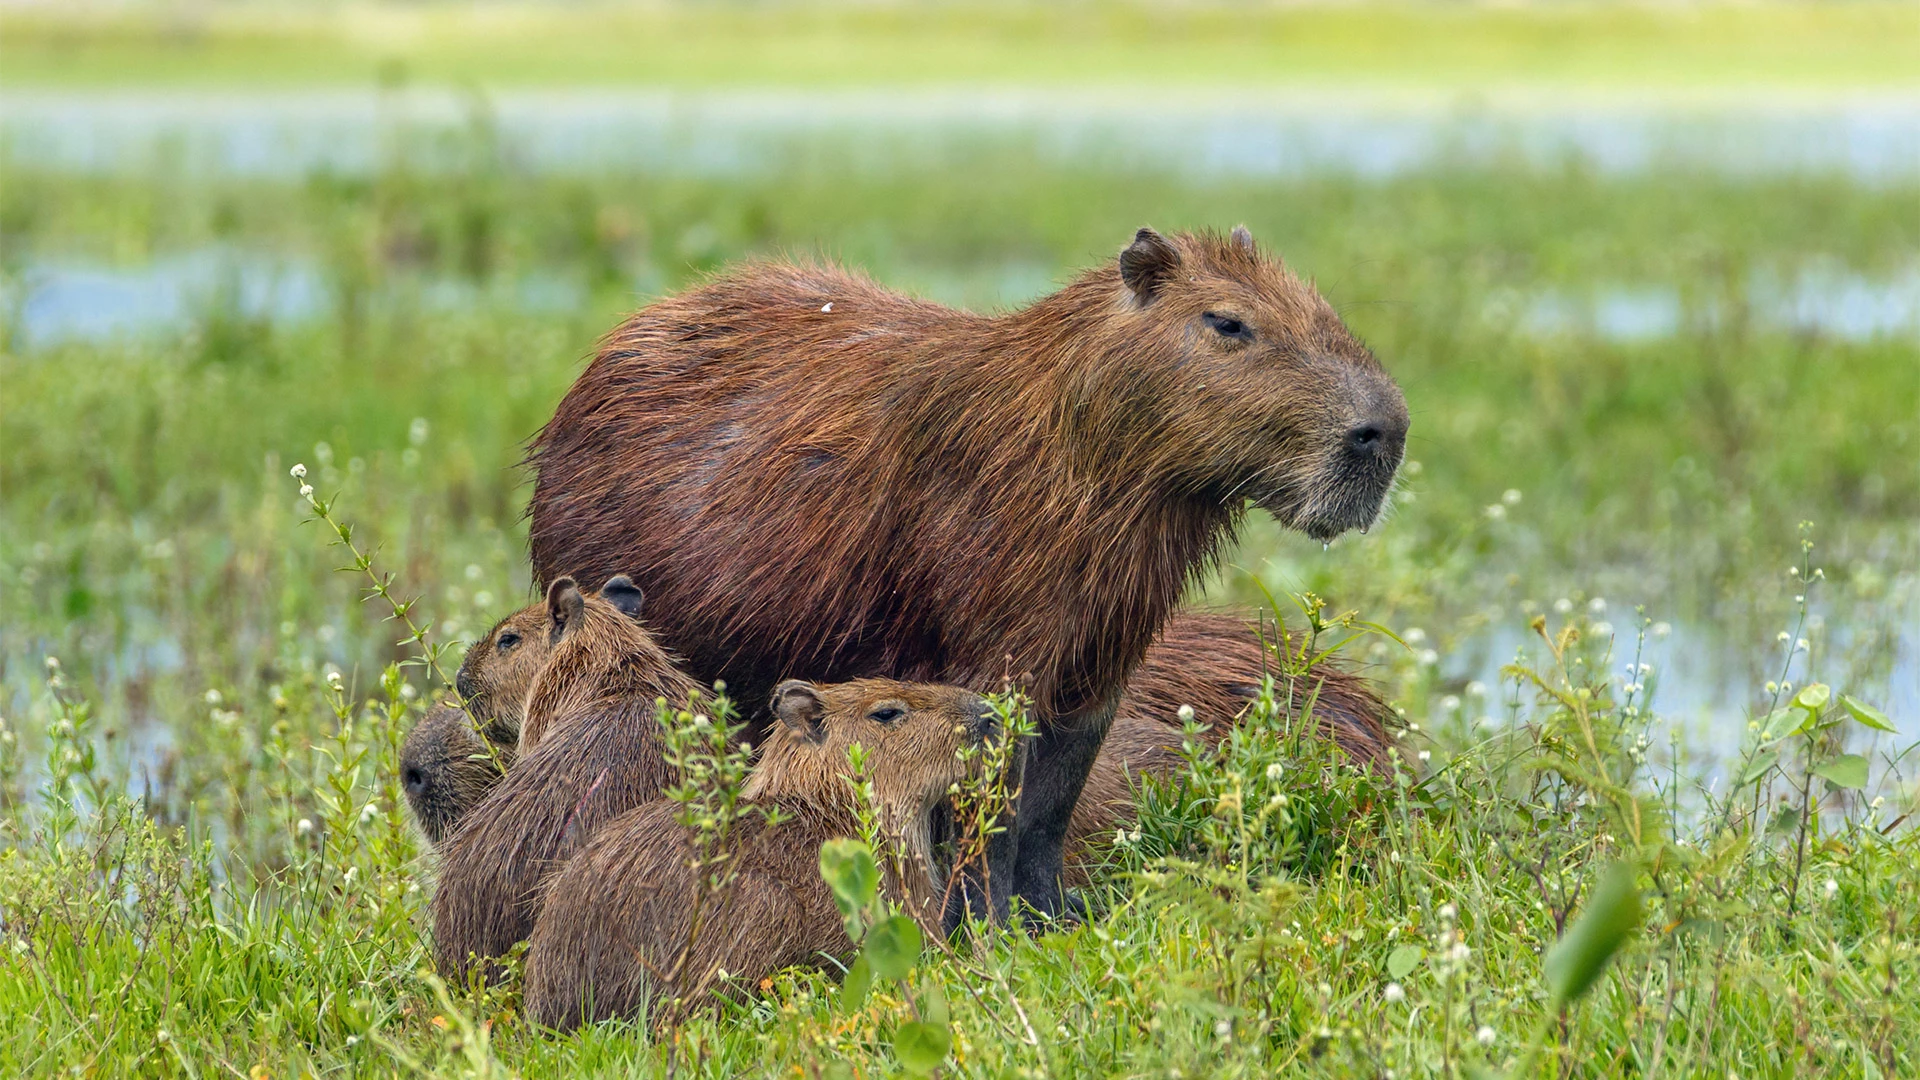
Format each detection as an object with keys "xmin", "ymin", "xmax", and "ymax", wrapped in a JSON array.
[
  {"xmin": 401, "ymin": 702, "xmax": 515, "ymax": 847},
  {"xmin": 523, "ymin": 680, "xmax": 995, "ymax": 1031},
  {"xmin": 398, "ymin": 607, "xmax": 1392, "ymax": 855},
  {"xmin": 528, "ymin": 227, "xmax": 1407, "ymax": 917},
  {"xmin": 430, "ymin": 576, "xmax": 703, "ymax": 978},
  {"xmin": 1064, "ymin": 612, "xmax": 1393, "ymax": 880}
]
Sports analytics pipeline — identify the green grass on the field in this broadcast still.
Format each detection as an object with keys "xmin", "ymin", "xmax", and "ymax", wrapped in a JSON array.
[
  {"xmin": 2, "ymin": 16, "xmax": 1918, "ymax": 1073},
  {"xmin": 5, "ymin": 2, "xmax": 1920, "ymax": 91}
]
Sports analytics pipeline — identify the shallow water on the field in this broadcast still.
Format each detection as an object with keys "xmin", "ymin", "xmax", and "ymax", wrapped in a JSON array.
[{"xmin": 5, "ymin": 88, "xmax": 1919, "ymax": 180}]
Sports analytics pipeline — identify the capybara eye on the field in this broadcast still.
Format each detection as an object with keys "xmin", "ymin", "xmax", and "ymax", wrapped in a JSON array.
[
  {"xmin": 497, "ymin": 631, "xmax": 521, "ymax": 652},
  {"xmin": 1202, "ymin": 311, "xmax": 1252, "ymax": 341},
  {"xmin": 868, "ymin": 705, "xmax": 905, "ymax": 725}
]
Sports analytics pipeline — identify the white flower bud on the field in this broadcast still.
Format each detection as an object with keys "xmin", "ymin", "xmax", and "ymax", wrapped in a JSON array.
[
  {"xmin": 290, "ymin": 463, "xmax": 307, "ymax": 478},
  {"xmin": 1383, "ymin": 982, "xmax": 1405, "ymax": 1003}
]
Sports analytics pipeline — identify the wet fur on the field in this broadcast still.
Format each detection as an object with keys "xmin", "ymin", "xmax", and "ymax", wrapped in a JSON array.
[
  {"xmin": 523, "ymin": 681, "xmax": 991, "ymax": 1030},
  {"xmin": 528, "ymin": 230, "xmax": 1406, "ymax": 916}
]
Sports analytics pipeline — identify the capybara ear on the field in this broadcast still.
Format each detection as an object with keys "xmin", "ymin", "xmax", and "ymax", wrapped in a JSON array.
[
  {"xmin": 545, "ymin": 577, "xmax": 585, "ymax": 645},
  {"xmin": 1230, "ymin": 224, "xmax": 1255, "ymax": 254},
  {"xmin": 770, "ymin": 679, "xmax": 826, "ymax": 743},
  {"xmin": 1119, "ymin": 227, "xmax": 1180, "ymax": 303},
  {"xmin": 599, "ymin": 575, "xmax": 645, "ymax": 621}
]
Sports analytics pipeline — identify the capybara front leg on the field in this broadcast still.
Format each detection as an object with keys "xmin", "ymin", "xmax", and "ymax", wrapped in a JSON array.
[{"xmin": 1010, "ymin": 702, "xmax": 1115, "ymax": 921}]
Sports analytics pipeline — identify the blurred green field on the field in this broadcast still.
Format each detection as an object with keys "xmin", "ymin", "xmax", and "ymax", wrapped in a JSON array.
[
  {"xmin": 1, "ymin": 4, "xmax": 1917, "ymax": 1077},
  {"xmin": 6, "ymin": 2, "xmax": 1919, "ymax": 90}
]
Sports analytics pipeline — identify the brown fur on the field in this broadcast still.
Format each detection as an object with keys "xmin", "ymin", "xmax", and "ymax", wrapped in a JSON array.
[
  {"xmin": 430, "ymin": 576, "xmax": 703, "ymax": 978},
  {"xmin": 523, "ymin": 680, "xmax": 994, "ymax": 1031},
  {"xmin": 528, "ymin": 227, "xmax": 1406, "ymax": 915},
  {"xmin": 399, "ymin": 607, "xmax": 1392, "ymax": 854},
  {"xmin": 400, "ymin": 702, "xmax": 515, "ymax": 847},
  {"xmin": 1064, "ymin": 612, "xmax": 1393, "ymax": 879}
]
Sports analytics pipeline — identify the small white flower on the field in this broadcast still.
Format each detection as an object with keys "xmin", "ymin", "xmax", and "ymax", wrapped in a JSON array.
[
  {"xmin": 1177, "ymin": 704, "xmax": 1196, "ymax": 723},
  {"xmin": 1777, "ymin": 631, "xmax": 1792, "ymax": 643},
  {"xmin": 1483, "ymin": 503, "xmax": 1506, "ymax": 520},
  {"xmin": 1764, "ymin": 681, "xmax": 1779, "ymax": 694},
  {"xmin": 1450, "ymin": 942, "xmax": 1471, "ymax": 963},
  {"xmin": 1652, "ymin": 622, "xmax": 1671, "ymax": 637},
  {"xmin": 1417, "ymin": 750, "xmax": 1431, "ymax": 763},
  {"xmin": 1214, "ymin": 1019, "xmax": 1232, "ymax": 1039},
  {"xmin": 1403, "ymin": 627, "xmax": 1427, "ymax": 645},
  {"xmin": 297, "ymin": 818, "xmax": 314, "ymax": 835},
  {"xmin": 346, "ymin": 1035, "xmax": 360, "ymax": 1047},
  {"xmin": 1794, "ymin": 638, "xmax": 1808, "ymax": 652},
  {"xmin": 1824, "ymin": 878, "xmax": 1838, "ymax": 898},
  {"xmin": 1266, "ymin": 762, "xmax": 1285, "ymax": 780},
  {"xmin": 1502, "ymin": 489, "xmax": 1522, "ymax": 505},
  {"xmin": 44, "ymin": 656, "xmax": 60, "ymax": 673},
  {"xmin": 1589, "ymin": 598, "xmax": 1607, "ymax": 614},
  {"xmin": 1383, "ymin": 982, "xmax": 1405, "ymax": 1003},
  {"xmin": 327, "ymin": 670, "xmax": 345, "ymax": 692},
  {"xmin": 1553, "ymin": 598, "xmax": 1573, "ymax": 614},
  {"xmin": 1416, "ymin": 649, "xmax": 1439, "ymax": 666},
  {"xmin": 1466, "ymin": 681, "xmax": 1487, "ymax": 697},
  {"xmin": 343, "ymin": 866, "xmax": 358, "ymax": 885},
  {"xmin": 290, "ymin": 463, "xmax": 307, "ymax": 478},
  {"xmin": 1441, "ymin": 695, "xmax": 1460, "ymax": 711},
  {"xmin": 1593, "ymin": 621, "xmax": 1614, "ymax": 637},
  {"xmin": 299, "ymin": 483, "xmax": 314, "ymax": 498},
  {"xmin": 1871, "ymin": 796, "xmax": 1886, "ymax": 810},
  {"xmin": 204, "ymin": 689, "xmax": 222, "ymax": 705},
  {"xmin": 1437, "ymin": 903, "xmax": 1456, "ymax": 922},
  {"xmin": 156, "ymin": 1030, "xmax": 170, "ymax": 1045},
  {"xmin": 1476, "ymin": 1025, "xmax": 1496, "ymax": 1046},
  {"xmin": 409, "ymin": 418, "xmax": 430, "ymax": 446}
]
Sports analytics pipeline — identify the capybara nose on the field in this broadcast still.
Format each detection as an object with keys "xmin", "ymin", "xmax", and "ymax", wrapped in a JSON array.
[
  {"xmin": 403, "ymin": 766, "xmax": 427, "ymax": 797},
  {"xmin": 1345, "ymin": 419, "xmax": 1406, "ymax": 461},
  {"xmin": 455, "ymin": 667, "xmax": 475, "ymax": 701},
  {"xmin": 971, "ymin": 699, "xmax": 999, "ymax": 740}
]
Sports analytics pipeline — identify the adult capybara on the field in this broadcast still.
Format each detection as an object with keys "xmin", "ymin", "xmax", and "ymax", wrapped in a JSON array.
[
  {"xmin": 397, "ymin": 603, "xmax": 1391, "ymax": 849},
  {"xmin": 527, "ymin": 226, "xmax": 1406, "ymax": 920},
  {"xmin": 431, "ymin": 575, "xmax": 703, "ymax": 978},
  {"xmin": 1064, "ymin": 611, "xmax": 1394, "ymax": 880},
  {"xmin": 523, "ymin": 679, "xmax": 996, "ymax": 1030}
]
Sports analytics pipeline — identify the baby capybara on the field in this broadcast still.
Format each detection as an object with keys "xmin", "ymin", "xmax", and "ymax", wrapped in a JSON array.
[
  {"xmin": 398, "ymin": 607, "xmax": 1392, "ymax": 852},
  {"xmin": 431, "ymin": 574, "xmax": 703, "ymax": 978},
  {"xmin": 528, "ymin": 226, "xmax": 1408, "ymax": 920},
  {"xmin": 1064, "ymin": 612, "xmax": 1393, "ymax": 880},
  {"xmin": 523, "ymin": 679, "xmax": 996, "ymax": 1030}
]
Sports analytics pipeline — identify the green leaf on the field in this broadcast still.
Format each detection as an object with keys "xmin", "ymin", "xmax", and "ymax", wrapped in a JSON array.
[
  {"xmin": 1543, "ymin": 862, "xmax": 1642, "ymax": 1010},
  {"xmin": 818, "ymin": 839, "xmax": 879, "ymax": 932},
  {"xmin": 839, "ymin": 954, "xmax": 872, "ymax": 1013},
  {"xmin": 893, "ymin": 1020, "xmax": 952, "ymax": 1074},
  {"xmin": 1760, "ymin": 708, "xmax": 1806, "ymax": 742},
  {"xmin": 1740, "ymin": 750, "xmax": 1780, "ymax": 786},
  {"xmin": 1842, "ymin": 695, "xmax": 1898, "ymax": 733},
  {"xmin": 863, "ymin": 914, "xmax": 923, "ymax": 982},
  {"xmin": 1811, "ymin": 754, "xmax": 1869, "ymax": 790},
  {"xmin": 821, "ymin": 1064, "xmax": 854, "ymax": 1080},
  {"xmin": 1386, "ymin": 944, "xmax": 1424, "ymax": 980},
  {"xmin": 1793, "ymin": 683, "xmax": 1831, "ymax": 712}
]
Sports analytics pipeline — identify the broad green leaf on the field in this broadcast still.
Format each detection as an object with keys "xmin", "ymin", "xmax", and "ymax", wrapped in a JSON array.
[
  {"xmin": 839, "ymin": 954, "xmax": 872, "ymax": 1013},
  {"xmin": 1842, "ymin": 695, "xmax": 1897, "ymax": 733},
  {"xmin": 1760, "ymin": 708, "xmax": 1806, "ymax": 742},
  {"xmin": 1544, "ymin": 862, "xmax": 1642, "ymax": 1010},
  {"xmin": 863, "ymin": 914, "xmax": 923, "ymax": 982},
  {"xmin": 1793, "ymin": 683, "xmax": 1831, "ymax": 712},
  {"xmin": 893, "ymin": 1020, "xmax": 952, "ymax": 1074},
  {"xmin": 1811, "ymin": 754, "xmax": 1869, "ymax": 790},
  {"xmin": 818, "ymin": 839, "xmax": 879, "ymax": 929},
  {"xmin": 1740, "ymin": 750, "xmax": 1780, "ymax": 786},
  {"xmin": 1387, "ymin": 944, "xmax": 1424, "ymax": 980}
]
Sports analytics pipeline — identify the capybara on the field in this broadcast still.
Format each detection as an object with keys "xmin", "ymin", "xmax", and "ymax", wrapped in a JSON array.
[
  {"xmin": 528, "ymin": 225, "xmax": 1407, "ymax": 919},
  {"xmin": 431, "ymin": 575, "xmax": 703, "ymax": 978},
  {"xmin": 398, "ymin": 606, "xmax": 1392, "ymax": 856},
  {"xmin": 1064, "ymin": 612, "xmax": 1394, "ymax": 880},
  {"xmin": 400, "ymin": 702, "xmax": 513, "ymax": 847},
  {"xmin": 523, "ymin": 679, "xmax": 996, "ymax": 1030}
]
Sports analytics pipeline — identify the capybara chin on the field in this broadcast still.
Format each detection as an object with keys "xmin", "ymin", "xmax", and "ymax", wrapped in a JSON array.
[
  {"xmin": 528, "ymin": 225, "xmax": 1407, "ymax": 920},
  {"xmin": 523, "ymin": 679, "xmax": 994, "ymax": 1031},
  {"xmin": 431, "ymin": 575, "xmax": 702, "ymax": 979},
  {"xmin": 1064, "ymin": 612, "xmax": 1394, "ymax": 882}
]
